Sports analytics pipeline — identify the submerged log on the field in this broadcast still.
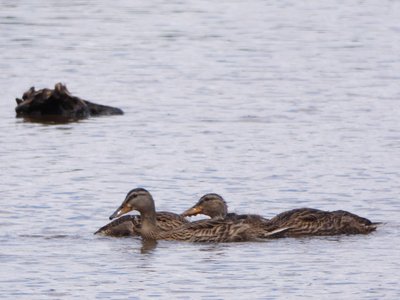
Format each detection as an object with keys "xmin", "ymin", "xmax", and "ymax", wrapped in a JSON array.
[{"xmin": 15, "ymin": 83, "xmax": 123, "ymax": 122}]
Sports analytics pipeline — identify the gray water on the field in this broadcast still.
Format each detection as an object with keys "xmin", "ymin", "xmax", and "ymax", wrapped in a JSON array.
[{"xmin": 1, "ymin": 1, "xmax": 400, "ymax": 299}]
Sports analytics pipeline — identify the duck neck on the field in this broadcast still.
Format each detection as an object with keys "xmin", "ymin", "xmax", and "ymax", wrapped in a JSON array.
[{"xmin": 137, "ymin": 208, "xmax": 159, "ymax": 239}]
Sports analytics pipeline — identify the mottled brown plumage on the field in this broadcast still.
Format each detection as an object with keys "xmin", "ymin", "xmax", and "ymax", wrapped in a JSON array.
[
  {"xmin": 269, "ymin": 208, "xmax": 379, "ymax": 236},
  {"xmin": 182, "ymin": 193, "xmax": 379, "ymax": 237},
  {"xmin": 108, "ymin": 188, "xmax": 287, "ymax": 242},
  {"xmin": 95, "ymin": 215, "xmax": 138, "ymax": 236},
  {"xmin": 94, "ymin": 212, "xmax": 188, "ymax": 237}
]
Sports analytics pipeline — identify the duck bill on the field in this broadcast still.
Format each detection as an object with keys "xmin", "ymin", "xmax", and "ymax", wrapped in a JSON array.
[
  {"xmin": 181, "ymin": 206, "xmax": 203, "ymax": 217},
  {"xmin": 109, "ymin": 205, "xmax": 132, "ymax": 220}
]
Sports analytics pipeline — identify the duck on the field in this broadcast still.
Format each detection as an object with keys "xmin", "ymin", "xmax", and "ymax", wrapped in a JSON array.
[
  {"xmin": 268, "ymin": 208, "xmax": 379, "ymax": 237},
  {"xmin": 108, "ymin": 188, "xmax": 288, "ymax": 242},
  {"xmin": 181, "ymin": 193, "xmax": 379, "ymax": 237},
  {"xmin": 181, "ymin": 193, "xmax": 270, "ymax": 227}
]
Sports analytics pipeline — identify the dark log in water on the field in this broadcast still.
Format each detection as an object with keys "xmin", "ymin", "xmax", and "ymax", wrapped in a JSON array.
[{"xmin": 15, "ymin": 83, "xmax": 123, "ymax": 122}]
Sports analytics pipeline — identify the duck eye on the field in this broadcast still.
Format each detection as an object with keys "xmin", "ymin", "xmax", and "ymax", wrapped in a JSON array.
[{"xmin": 127, "ymin": 192, "xmax": 138, "ymax": 200}]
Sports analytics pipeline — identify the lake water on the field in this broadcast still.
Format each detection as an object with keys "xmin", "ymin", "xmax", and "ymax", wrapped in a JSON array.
[{"xmin": 1, "ymin": 0, "xmax": 399, "ymax": 299}]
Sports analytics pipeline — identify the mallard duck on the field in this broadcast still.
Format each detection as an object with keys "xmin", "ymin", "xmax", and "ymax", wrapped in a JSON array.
[
  {"xmin": 182, "ymin": 193, "xmax": 379, "ymax": 237},
  {"xmin": 109, "ymin": 188, "xmax": 288, "ymax": 242},
  {"xmin": 269, "ymin": 208, "xmax": 379, "ymax": 236},
  {"xmin": 94, "ymin": 210, "xmax": 188, "ymax": 237},
  {"xmin": 181, "ymin": 193, "xmax": 270, "ymax": 226}
]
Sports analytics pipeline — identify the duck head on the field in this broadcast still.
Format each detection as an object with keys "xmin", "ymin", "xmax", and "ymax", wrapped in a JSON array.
[
  {"xmin": 182, "ymin": 193, "xmax": 228, "ymax": 218},
  {"xmin": 109, "ymin": 188, "xmax": 155, "ymax": 220}
]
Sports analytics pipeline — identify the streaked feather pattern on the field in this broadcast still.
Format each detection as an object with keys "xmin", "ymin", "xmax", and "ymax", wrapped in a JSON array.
[
  {"xmin": 182, "ymin": 193, "xmax": 379, "ymax": 237},
  {"xmin": 94, "ymin": 212, "xmax": 188, "ymax": 237},
  {"xmin": 269, "ymin": 208, "xmax": 379, "ymax": 236}
]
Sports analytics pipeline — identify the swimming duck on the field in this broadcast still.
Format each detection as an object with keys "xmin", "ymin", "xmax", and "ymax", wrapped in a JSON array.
[
  {"xmin": 268, "ymin": 208, "xmax": 379, "ymax": 236},
  {"xmin": 94, "ymin": 209, "xmax": 188, "ymax": 237},
  {"xmin": 182, "ymin": 193, "xmax": 270, "ymax": 226},
  {"xmin": 182, "ymin": 193, "xmax": 379, "ymax": 237},
  {"xmin": 109, "ymin": 188, "xmax": 288, "ymax": 242}
]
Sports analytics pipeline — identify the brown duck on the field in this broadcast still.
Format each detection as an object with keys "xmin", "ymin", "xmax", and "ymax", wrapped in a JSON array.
[
  {"xmin": 182, "ymin": 193, "xmax": 379, "ymax": 236},
  {"xmin": 108, "ymin": 188, "xmax": 288, "ymax": 242}
]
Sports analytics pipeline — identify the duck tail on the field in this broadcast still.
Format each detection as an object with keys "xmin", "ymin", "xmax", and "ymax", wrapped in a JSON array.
[
  {"xmin": 371, "ymin": 222, "xmax": 382, "ymax": 225},
  {"xmin": 369, "ymin": 222, "xmax": 382, "ymax": 229},
  {"xmin": 363, "ymin": 222, "xmax": 381, "ymax": 233}
]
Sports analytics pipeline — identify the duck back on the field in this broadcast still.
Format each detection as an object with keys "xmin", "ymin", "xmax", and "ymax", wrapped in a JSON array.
[{"xmin": 269, "ymin": 208, "xmax": 378, "ymax": 236}]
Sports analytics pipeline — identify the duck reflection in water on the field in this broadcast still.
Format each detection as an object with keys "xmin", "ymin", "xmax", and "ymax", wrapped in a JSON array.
[{"xmin": 140, "ymin": 239, "xmax": 158, "ymax": 254}]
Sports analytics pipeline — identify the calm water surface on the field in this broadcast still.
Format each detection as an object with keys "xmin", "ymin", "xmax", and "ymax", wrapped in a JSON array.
[{"xmin": 1, "ymin": 1, "xmax": 400, "ymax": 299}]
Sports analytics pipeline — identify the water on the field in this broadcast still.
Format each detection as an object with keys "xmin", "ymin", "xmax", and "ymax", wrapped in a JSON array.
[{"xmin": 1, "ymin": 0, "xmax": 400, "ymax": 298}]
